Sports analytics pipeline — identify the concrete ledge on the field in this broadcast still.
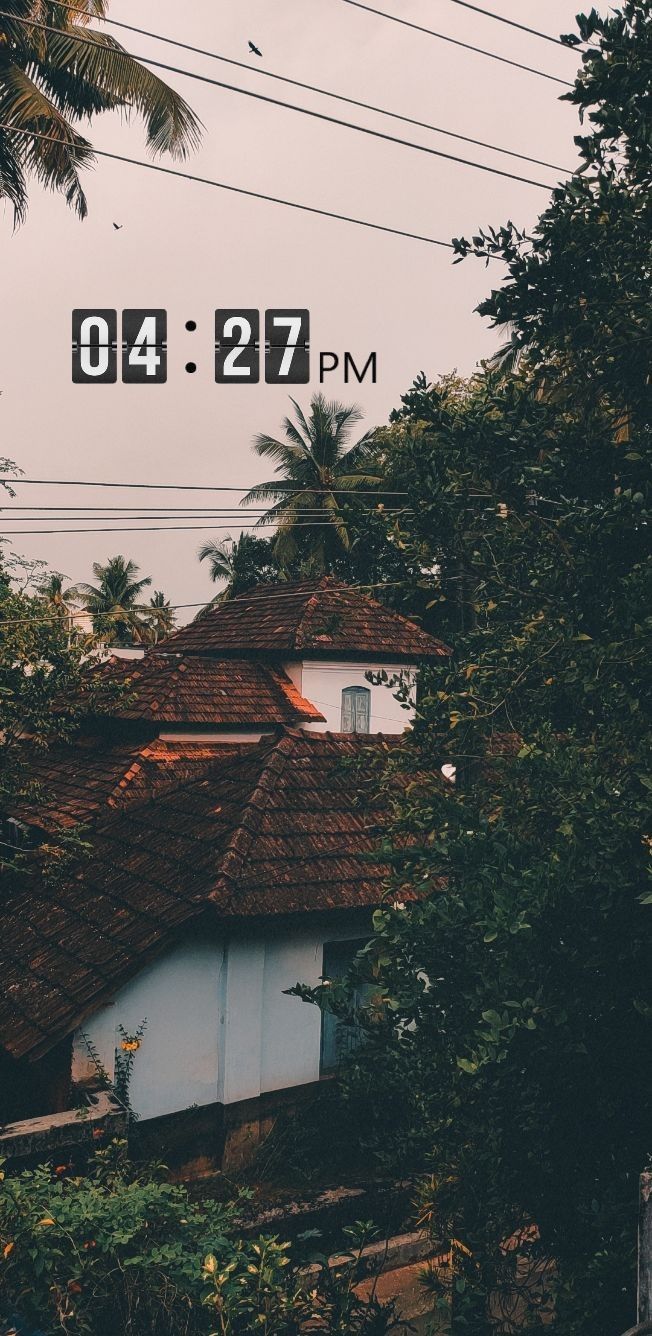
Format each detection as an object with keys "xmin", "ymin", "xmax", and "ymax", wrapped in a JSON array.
[
  {"xmin": 304, "ymin": 1229, "xmax": 441, "ymax": 1279},
  {"xmin": 0, "ymin": 1090, "xmax": 127, "ymax": 1162}
]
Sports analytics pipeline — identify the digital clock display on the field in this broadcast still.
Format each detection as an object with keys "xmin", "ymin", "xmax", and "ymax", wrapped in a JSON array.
[{"xmin": 72, "ymin": 308, "xmax": 310, "ymax": 385}]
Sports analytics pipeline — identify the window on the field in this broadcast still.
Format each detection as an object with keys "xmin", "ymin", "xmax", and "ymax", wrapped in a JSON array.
[
  {"xmin": 320, "ymin": 938, "xmax": 371, "ymax": 1074},
  {"xmin": 1, "ymin": 817, "xmax": 32, "ymax": 850},
  {"xmin": 341, "ymin": 685, "xmax": 370, "ymax": 734}
]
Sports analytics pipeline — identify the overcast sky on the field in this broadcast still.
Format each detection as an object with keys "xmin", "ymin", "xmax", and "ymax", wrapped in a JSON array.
[{"xmin": 0, "ymin": 0, "xmax": 605, "ymax": 619}]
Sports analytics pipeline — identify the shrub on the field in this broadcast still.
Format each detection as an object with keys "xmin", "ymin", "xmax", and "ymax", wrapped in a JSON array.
[{"xmin": 0, "ymin": 1146, "xmax": 396, "ymax": 1334}]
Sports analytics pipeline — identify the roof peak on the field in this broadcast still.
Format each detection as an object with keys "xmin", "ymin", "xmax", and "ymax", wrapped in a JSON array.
[{"xmin": 161, "ymin": 578, "xmax": 450, "ymax": 661}]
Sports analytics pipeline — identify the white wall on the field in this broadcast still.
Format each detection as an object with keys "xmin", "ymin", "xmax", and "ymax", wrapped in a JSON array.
[
  {"xmin": 284, "ymin": 660, "xmax": 415, "ymax": 734},
  {"xmin": 72, "ymin": 916, "xmax": 370, "ymax": 1121},
  {"xmin": 72, "ymin": 932, "xmax": 223, "ymax": 1122}
]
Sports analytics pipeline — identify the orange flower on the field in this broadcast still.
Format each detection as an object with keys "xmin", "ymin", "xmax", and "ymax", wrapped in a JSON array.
[{"xmin": 120, "ymin": 1038, "xmax": 141, "ymax": 1052}]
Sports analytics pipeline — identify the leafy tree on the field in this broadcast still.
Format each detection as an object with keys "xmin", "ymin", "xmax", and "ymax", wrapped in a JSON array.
[
  {"xmin": 453, "ymin": 0, "xmax": 651, "ymax": 434},
  {"xmin": 72, "ymin": 555, "xmax": 152, "ymax": 646},
  {"xmin": 0, "ymin": 0, "xmax": 201, "ymax": 223},
  {"xmin": 0, "ymin": 569, "xmax": 117, "ymax": 877},
  {"xmin": 297, "ymin": 7, "xmax": 651, "ymax": 1333},
  {"xmin": 197, "ymin": 532, "xmax": 281, "ymax": 603},
  {"xmin": 243, "ymin": 394, "xmax": 380, "ymax": 569}
]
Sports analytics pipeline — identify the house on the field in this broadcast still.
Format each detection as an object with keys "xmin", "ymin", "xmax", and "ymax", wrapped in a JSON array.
[{"xmin": 0, "ymin": 579, "xmax": 448, "ymax": 1169}]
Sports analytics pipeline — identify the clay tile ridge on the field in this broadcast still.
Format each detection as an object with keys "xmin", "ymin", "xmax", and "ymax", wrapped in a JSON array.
[
  {"xmin": 208, "ymin": 733, "xmax": 298, "ymax": 910},
  {"xmin": 266, "ymin": 667, "xmax": 325, "ymax": 722}
]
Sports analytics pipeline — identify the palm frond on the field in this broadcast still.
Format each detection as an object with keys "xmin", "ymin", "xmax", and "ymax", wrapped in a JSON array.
[
  {"xmin": 288, "ymin": 397, "xmax": 314, "ymax": 447},
  {"xmin": 339, "ymin": 429, "xmax": 378, "ymax": 467},
  {"xmin": 0, "ymin": 5, "xmax": 200, "ymax": 218},
  {"xmin": 330, "ymin": 401, "xmax": 364, "ymax": 445},
  {"xmin": 0, "ymin": 124, "xmax": 27, "ymax": 222},
  {"xmin": 331, "ymin": 471, "xmax": 383, "ymax": 490},
  {"xmin": 253, "ymin": 496, "xmax": 305, "ymax": 526},
  {"xmin": 32, "ymin": 29, "xmax": 202, "ymax": 158},
  {"xmin": 241, "ymin": 480, "xmax": 295, "ymax": 507},
  {"xmin": 0, "ymin": 60, "xmax": 94, "ymax": 217},
  {"xmin": 251, "ymin": 434, "xmax": 306, "ymax": 468}
]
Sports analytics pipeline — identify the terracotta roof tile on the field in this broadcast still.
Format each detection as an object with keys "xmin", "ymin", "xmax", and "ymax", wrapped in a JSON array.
[
  {"xmin": 88, "ymin": 654, "xmax": 324, "ymax": 726},
  {"xmin": 11, "ymin": 736, "xmax": 244, "ymax": 831},
  {"xmin": 0, "ymin": 733, "xmax": 428, "ymax": 1061},
  {"xmin": 160, "ymin": 578, "xmax": 449, "ymax": 661}
]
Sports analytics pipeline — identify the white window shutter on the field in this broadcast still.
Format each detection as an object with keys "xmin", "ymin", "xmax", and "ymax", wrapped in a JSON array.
[{"xmin": 341, "ymin": 686, "xmax": 370, "ymax": 734}]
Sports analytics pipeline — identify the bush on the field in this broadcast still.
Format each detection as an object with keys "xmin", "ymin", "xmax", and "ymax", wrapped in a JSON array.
[{"xmin": 0, "ymin": 1146, "xmax": 396, "ymax": 1335}]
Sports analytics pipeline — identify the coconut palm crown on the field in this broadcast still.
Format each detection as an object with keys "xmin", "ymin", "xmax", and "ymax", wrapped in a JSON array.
[
  {"xmin": 0, "ymin": 0, "xmax": 201, "ymax": 223},
  {"xmin": 197, "ymin": 533, "xmax": 280, "ymax": 604},
  {"xmin": 72, "ymin": 554, "xmax": 151, "ymax": 646},
  {"xmin": 242, "ymin": 394, "xmax": 380, "ymax": 567}
]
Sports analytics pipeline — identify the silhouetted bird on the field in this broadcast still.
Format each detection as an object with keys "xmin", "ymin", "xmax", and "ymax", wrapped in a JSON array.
[
  {"xmin": 248, "ymin": 40, "xmax": 263, "ymax": 56},
  {"xmin": 113, "ymin": 222, "xmax": 123, "ymax": 230}
]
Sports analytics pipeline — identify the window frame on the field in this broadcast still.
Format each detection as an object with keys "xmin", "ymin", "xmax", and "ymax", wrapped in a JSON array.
[{"xmin": 340, "ymin": 684, "xmax": 371, "ymax": 734}]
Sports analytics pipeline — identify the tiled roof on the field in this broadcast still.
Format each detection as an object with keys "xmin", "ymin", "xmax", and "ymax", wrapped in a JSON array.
[
  {"xmin": 160, "ymin": 578, "xmax": 449, "ymax": 661},
  {"xmin": 11, "ymin": 736, "xmax": 241, "ymax": 831},
  {"xmin": 88, "ymin": 654, "xmax": 324, "ymax": 726},
  {"xmin": 0, "ymin": 733, "xmax": 421, "ymax": 1061}
]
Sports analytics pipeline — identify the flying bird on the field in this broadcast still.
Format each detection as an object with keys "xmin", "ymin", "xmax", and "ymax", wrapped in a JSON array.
[
  {"xmin": 248, "ymin": 40, "xmax": 263, "ymax": 56},
  {"xmin": 113, "ymin": 222, "xmax": 123, "ymax": 230}
]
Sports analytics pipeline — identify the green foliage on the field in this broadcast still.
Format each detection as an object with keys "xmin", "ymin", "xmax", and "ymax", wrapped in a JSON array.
[
  {"xmin": 0, "ymin": 503, "xmax": 127, "ymax": 877},
  {"xmin": 452, "ymin": 2, "xmax": 651, "ymax": 430},
  {"xmin": 71, "ymin": 554, "xmax": 156, "ymax": 646},
  {"xmin": 197, "ymin": 534, "xmax": 282, "ymax": 607},
  {"xmin": 243, "ymin": 394, "xmax": 381, "ymax": 569},
  {"xmin": 298, "ymin": 6, "xmax": 651, "ymax": 1332},
  {"xmin": 0, "ymin": 1151, "xmax": 396, "ymax": 1335},
  {"xmin": 0, "ymin": 0, "xmax": 200, "ymax": 223},
  {"xmin": 146, "ymin": 591, "xmax": 176, "ymax": 644}
]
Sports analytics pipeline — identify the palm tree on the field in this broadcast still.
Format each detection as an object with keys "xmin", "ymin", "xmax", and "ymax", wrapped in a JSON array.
[
  {"xmin": 197, "ymin": 533, "xmax": 280, "ymax": 604},
  {"xmin": 72, "ymin": 555, "xmax": 151, "ymax": 647},
  {"xmin": 0, "ymin": 1, "xmax": 201, "ymax": 224},
  {"xmin": 197, "ymin": 537, "xmax": 236, "ymax": 592},
  {"xmin": 242, "ymin": 394, "xmax": 380, "ymax": 568},
  {"xmin": 36, "ymin": 571, "xmax": 77, "ymax": 621},
  {"xmin": 142, "ymin": 590, "xmax": 175, "ymax": 644}
]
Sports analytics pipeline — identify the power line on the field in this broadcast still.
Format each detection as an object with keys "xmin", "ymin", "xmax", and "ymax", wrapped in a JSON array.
[
  {"xmin": 0, "ymin": 14, "xmax": 555, "ymax": 189},
  {"xmin": 437, "ymin": 0, "xmax": 580, "ymax": 50},
  {"xmin": 38, "ymin": 0, "xmax": 571, "ymax": 175},
  {"xmin": 0, "ymin": 581, "xmax": 414, "ymax": 628},
  {"xmin": 336, "ymin": 0, "xmax": 574, "ymax": 85},
  {"xmin": 0, "ymin": 514, "xmax": 409, "ymax": 522},
  {"xmin": 0, "ymin": 123, "xmax": 456, "ymax": 249},
  {"xmin": 0, "ymin": 522, "xmax": 398, "ymax": 534},
  {"xmin": 0, "ymin": 508, "xmax": 409, "ymax": 516},
  {"xmin": 4, "ymin": 480, "xmax": 409, "ymax": 496}
]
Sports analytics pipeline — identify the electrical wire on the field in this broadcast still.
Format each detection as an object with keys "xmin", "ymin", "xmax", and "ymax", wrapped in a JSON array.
[
  {"xmin": 0, "ymin": 509, "xmax": 410, "ymax": 518},
  {"xmin": 0, "ymin": 14, "xmax": 556, "ymax": 189},
  {"xmin": 336, "ymin": 0, "xmax": 574, "ymax": 85},
  {"xmin": 4, "ymin": 480, "xmax": 409, "ymax": 496},
  {"xmin": 0, "ymin": 581, "xmax": 415, "ymax": 628},
  {"xmin": 34, "ymin": 0, "xmax": 572, "ymax": 175},
  {"xmin": 436, "ymin": 0, "xmax": 581, "ymax": 50},
  {"xmin": 0, "ymin": 123, "xmax": 458, "ymax": 249},
  {"xmin": 1, "ymin": 522, "xmax": 403, "ymax": 534}
]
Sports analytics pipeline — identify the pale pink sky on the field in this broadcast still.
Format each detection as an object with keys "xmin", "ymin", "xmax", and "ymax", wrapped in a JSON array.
[{"xmin": 0, "ymin": 0, "xmax": 604, "ymax": 618}]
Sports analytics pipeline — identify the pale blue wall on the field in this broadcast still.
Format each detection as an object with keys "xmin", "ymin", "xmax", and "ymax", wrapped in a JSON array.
[{"xmin": 72, "ymin": 915, "xmax": 372, "ymax": 1121}]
